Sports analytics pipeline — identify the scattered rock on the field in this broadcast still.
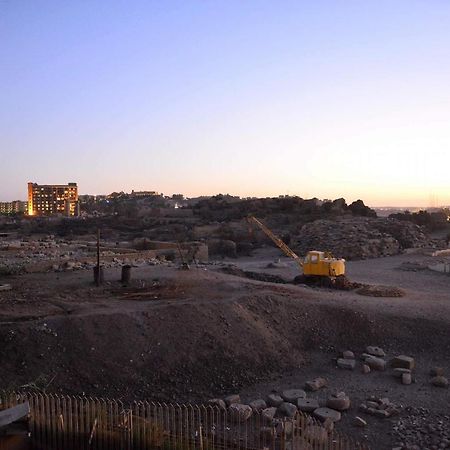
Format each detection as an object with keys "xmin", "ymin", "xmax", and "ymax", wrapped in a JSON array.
[
  {"xmin": 277, "ymin": 402, "xmax": 298, "ymax": 418},
  {"xmin": 224, "ymin": 394, "xmax": 241, "ymax": 406},
  {"xmin": 366, "ymin": 346, "xmax": 386, "ymax": 357},
  {"xmin": 401, "ymin": 373, "xmax": 412, "ymax": 385},
  {"xmin": 297, "ymin": 398, "xmax": 320, "ymax": 413},
  {"xmin": 353, "ymin": 416, "xmax": 367, "ymax": 427},
  {"xmin": 281, "ymin": 389, "xmax": 306, "ymax": 403},
  {"xmin": 392, "ymin": 368, "xmax": 411, "ymax": 378},
  {"xmin": 391, "ymin": 355, "xmax": 415, "ymax": 370},
  {"xmin": 431, "ymin": 376, "xmax": 449, "ymax": 388},
  {"xmin": 371, "ymin": 409, "xmax": 389, "ymax": 418},
  {"xmin": 361, "ymin": 364, "xmax": 371, "ymax": 374},
  {"xmin": 266, "ymin": 394, "xmax": 284, "ymax": 407},
  {"xmin": 249, "ymin": 399, "xmax": 267, "ymax": 412},
  {"xmin": 305, "ymin": 377, "xmax": 327, "ymax": 392},
  {"xmin": 337, "ymin": 358, "xmax": 356, "ymax": 370},
  {"xmin": 365, "ymin": 355, "xmax": 386, "ymax": 371},
  {"xmin": 228, "ymin": 403, "xmax": 253, "ymax": 421},
  {"xmin": 430, "ymin": 367, "xmax": 444, "ymax": 377},
  {"xmin": 326, "ymin": 393, "xmax": 351, "ymax": 411},
  {"xmin": 359, "ymin": 397, "xmax": 400, "ymax": 419},
  {"xmin": 313, "ymin": 407, "xmax": 341, "ymax": 423},
  {"xmin": 342, "ymin": 350, "xmax": 355, "ymax": 359},
  {"xmin": 207, "ymin": 398, "xmax": 226, "ymax": 410},
  {"xmin": 261, "ymin": 407, "xmax": 277, "ymax": 422}
]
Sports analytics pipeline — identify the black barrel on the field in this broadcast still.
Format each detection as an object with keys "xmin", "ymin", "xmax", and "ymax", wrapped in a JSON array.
[{"xmin": 121, "ymin": 265, "xmax": 132, "ymax": 284}]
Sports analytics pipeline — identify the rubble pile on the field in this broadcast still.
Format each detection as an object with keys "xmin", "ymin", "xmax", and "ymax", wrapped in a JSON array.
[
  {"xmin": 391, "ymin": 408, "xmax": 450, "ymax": 449},
  {"xmin": 294, "ymin": 218, "xmax": 431, "ymax": 260},
  {"xmin": 208, "ymin": 383, "xmax": 343, "ymax": 443}
]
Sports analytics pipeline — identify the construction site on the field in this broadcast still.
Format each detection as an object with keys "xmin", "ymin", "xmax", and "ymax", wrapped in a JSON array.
[{"xmin": 0, "ymin": 197, "xmax": 449, "ymax": 449}]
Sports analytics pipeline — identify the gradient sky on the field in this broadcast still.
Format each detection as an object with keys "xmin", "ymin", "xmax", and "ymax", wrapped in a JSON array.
[{"xmin": 1, "ymin": 1, "xmax": 449, "ymax": 206}]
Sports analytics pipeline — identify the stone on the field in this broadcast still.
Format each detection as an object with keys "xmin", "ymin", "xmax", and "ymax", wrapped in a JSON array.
[
  {"xmin": 337, "ymin": 358, "xmax": 356, "ymax": 370},
  {"xmin": 297, "ymin": 398, "xmax": 320, "ymax": 413},
  {"xmin": 354, "ymin": 416, "xmax": 367, "ymax": 427},
  {"xmin": 366, "ymin": 401, "xmax": 379, "ymax": 409},
  {"xmin": 313, "ymin": 407, "xmax": 341, "ymax": 423},
  {"xmin": 261, "ymin": 407, "xmax": 277, "ymax": 422},
  {"xmin": 431, "ymin": 376, "xmax": 449, "ymax": 388},
  {"xmin": 305, "ymin": 377, "xmax": 327, "ymax": 392},
  {"xmin": 391, "ymin": 355, "xmax": 415, "ymax": 370},
  {"xmin": 249, "ymin": 399, "xmax": 267, "ymax": 412},
  {"xmin": 0, "ymin": 284, "xmax": 12, "ymax": 291},
  {"xmin": 385, "ymin": 405, "xmax": 400, "ymax": 416},
  {"xmin": 359, "ymin": 403, "xmax": 368, "ymax": 412},
  {"xmin": 365, "ymin": 356, "xmax": 387, "ymax": 371},
  {"xmin": 342, "ymin": 350, "xmax": 355, "ymax": 359},
  {"xmin": 361, "ymin": 364, "xmax": 371, "ymax": 374},
  {"xmin": 393, "ymin": 368, "xmax": 411, "ymax": 378},
  {"xmin": 266, "ymin": 394, "xmax": 283, "ymax": 407},
  {"xmin": 326, "ymin": 394, "xmax": 351, "ymax": 411},
  {"xmin": 207, "ymin": 398, "xmax": 226, "ymax": 410},
  {"xmin": 371, "ymin": 409, "xmax": 389, "ymax": 418},
  {"xmin": 402, "ymin": 373, "xmax": 412, "ymax": 385},
  {"xmin": 228, "ymin": 403, "xmax": 253, "ymax": 421},
  {"xmin": 366, "ymin": 346, "xmax": 386, "ymax": 357},
  {"xmin": 281, "ymin": 389, "xmax": 306, "ymax": 403},
  {"xmin": 277, "ymin": 402, "xmax": 298, "ymax": 418},
  {"xmin": 430, "ymin": 367, "xmax": 444, "ymax": 377},
  {"xmin": 224, "ymin": 394, "xmax": 240, "ymax": 406}
]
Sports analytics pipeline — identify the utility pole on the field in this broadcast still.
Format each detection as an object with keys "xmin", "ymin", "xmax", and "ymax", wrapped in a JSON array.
[{"xmin": 94, "ymin": 228, "xmax": 103, "ymax": 286}]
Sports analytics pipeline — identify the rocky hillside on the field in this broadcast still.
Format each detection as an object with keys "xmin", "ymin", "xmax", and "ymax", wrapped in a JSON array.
[{"xmin": 293, "ymin": 218, "xmax": 430, "ymax": 260}]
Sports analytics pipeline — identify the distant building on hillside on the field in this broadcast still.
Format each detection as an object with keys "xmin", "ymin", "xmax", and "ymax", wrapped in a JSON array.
[
  {"xmin": 0, "ymin": 201, "xmax": 27, "ymax": 215},
  {"xmin": 27, "ymin": 182, "xmax": 79, "ymax": 217},
  {"xmin": 130, "ymin": 190, "xmax": 160, "ymax": 198}
]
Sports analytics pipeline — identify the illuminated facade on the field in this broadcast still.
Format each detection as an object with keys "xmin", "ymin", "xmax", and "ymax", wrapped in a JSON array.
[
  {"xmin": 0, "ymin": 201, "xmax": 27, "ymax": 215},
  {"xmin": 27, "ymin": 182, "xmax": 79, "ymax": 217}
]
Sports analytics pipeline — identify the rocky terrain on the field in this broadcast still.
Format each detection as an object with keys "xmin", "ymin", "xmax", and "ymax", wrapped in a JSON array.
[{"xmin": 293, "ymin": 217, "xmax": 431, "ymax": 260}]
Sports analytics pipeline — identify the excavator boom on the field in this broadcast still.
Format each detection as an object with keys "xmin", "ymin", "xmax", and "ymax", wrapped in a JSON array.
[{"xmin": 247, "ymin": 216, "xmax": 303, "ymax": 266}]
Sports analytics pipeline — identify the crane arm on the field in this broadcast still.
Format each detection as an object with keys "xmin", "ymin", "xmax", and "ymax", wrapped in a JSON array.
[{"xmin": 247, "ymin": 216, "xmax": 303, "ymax": 266}]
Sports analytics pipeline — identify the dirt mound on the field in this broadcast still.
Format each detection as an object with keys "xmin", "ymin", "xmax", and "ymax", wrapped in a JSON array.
[
  {"xmin": 219, "ymin": 266, "xmax": 287, "ymax": 284},
  {"xmin": 355, "ymin": 285, "xmax": 405, "ymax": 298},
  {"xmin": 0, "ymin": 269, "xmax": 447, "ymax": 404}
]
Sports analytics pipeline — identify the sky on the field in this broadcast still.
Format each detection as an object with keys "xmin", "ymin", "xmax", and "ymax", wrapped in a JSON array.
[{"xmin": 1, "ymin": 1, "xmax": 449, "ymax": 207}]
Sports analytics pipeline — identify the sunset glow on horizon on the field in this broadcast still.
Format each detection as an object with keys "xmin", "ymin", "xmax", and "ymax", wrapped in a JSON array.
[{"xmin": 1, "ymin": 1, "xmax": 449, "ymax": 207}]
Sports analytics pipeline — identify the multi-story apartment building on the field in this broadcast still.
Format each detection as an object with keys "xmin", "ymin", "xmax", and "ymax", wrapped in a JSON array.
[
  {"xmin": 27, "ymin": 182, "xmax": 79, "ymax": 217},
  {"xmin": 0, "ymin": 201, "xmax": 27, "ymax": 215}
]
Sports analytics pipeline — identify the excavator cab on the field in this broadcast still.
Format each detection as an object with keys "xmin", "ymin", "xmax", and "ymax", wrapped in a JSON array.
[{"xmin": 303, "ymin": 251, "xmax": 345, "ymax": 277}]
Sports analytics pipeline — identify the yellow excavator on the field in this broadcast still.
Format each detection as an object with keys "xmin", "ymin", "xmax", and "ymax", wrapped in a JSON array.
[{"xmin": 247, "ymin": 216, "xmax": 347, "ymax": 286}]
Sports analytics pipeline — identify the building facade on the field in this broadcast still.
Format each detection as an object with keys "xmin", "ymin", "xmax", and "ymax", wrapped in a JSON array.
[
  {"xmin": 0, "ymin": 201, "xmax": 27, "ymax": 215},
  {"xmin": 27, "ymin": 182, "xmax": 79, "ymax": 217}
]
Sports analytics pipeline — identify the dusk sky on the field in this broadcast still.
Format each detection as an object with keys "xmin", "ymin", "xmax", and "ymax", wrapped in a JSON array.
[{"xmin": 1, "ymin": 1, "xmax": 449, "ymax": 206}]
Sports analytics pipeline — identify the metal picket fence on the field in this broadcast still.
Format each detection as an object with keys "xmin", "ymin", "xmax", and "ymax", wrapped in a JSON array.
[{"xmin": 0, "ymin": 391, "xmax": 370, "ymax": 450}]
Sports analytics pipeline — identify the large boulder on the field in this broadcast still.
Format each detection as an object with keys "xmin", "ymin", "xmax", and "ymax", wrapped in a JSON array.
[
  {"xmin": 277, "ymin": 402, "xmax": 298, "ymax": 418},
  {"xmin": 229, "ymin": 403, "xmax": 253, "ymax": 421}
]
